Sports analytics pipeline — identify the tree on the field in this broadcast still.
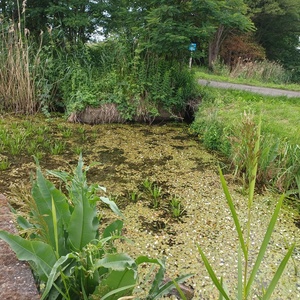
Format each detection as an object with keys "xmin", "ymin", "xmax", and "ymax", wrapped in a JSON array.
[
  {"xmin": 202, "ymin": 0, "xmax": 254, "ymax": 68},
  {"xmin": 1, "ymin": 0, "xmax": 105, "ymax": 44},
  {"xmin": 220, "ymin": 32, "xmax": 265, "ymax": 67},
  {"xmin": 245, "ymin": 0, "xmax": 300, "ymax": 78},
  {"xmin": 100, "ymin": 0, "xmax": 253, "ymax": 64}
]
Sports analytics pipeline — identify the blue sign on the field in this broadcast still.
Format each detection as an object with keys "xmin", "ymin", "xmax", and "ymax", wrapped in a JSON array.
[{"xmin": 188, "ymin": 43, "xmax": 196, "ymax": 52}]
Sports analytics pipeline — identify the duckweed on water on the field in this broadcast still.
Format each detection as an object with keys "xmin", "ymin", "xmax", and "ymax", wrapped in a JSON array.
[{"xmin": 0, "ymin": 115, "xmax": 299, "ymax": 299}]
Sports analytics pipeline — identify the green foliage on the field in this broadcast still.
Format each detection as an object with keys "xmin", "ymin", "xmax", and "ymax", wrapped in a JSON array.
[
  {"xmin": 198, "ymin": 118, "xmax": 295, "ymax": 299},
  {"xmin": 0, "ymin": 154, "xmax": 124, "ymax": 299},
  {"xmin": 191, "ymin": 87, "xmax": 300, "ymax": 198},
  {"xmin": 48, "ymin": 140, "xmax": 66, "ymax": 155},
  {"xmin": 0, "ymin": 156, "xmax": 10, "ymax": 170},
  {"xmin": 44, "ymin": 39, "xmax": 199, "ymax": 120},
  {"xmin": 142, "ymin": 178, "xmax": 162, "ymax": 208},
  {"xmin": 142, "ymin": 258, "xmax": 192, "ymax": 300},
  {"xmin": 190, "ymin": 108, "xmax": 231, "ymax": 155},
  {"xmin": 127, "ymin": 190, "xmax": 141, "ymax": 203},
  {"xmin": 246, "ymin": 0, "xmax": 300, "ymax": 81},
  {"xmin": 102, "ymin": 0, "xmax": 253, "ymax": 61},
  {"xmin": 169, "ymin": 197, "xmax": 184, "ymax": 219}
]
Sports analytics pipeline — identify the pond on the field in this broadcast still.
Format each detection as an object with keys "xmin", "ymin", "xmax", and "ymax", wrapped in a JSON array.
[{"xmin": 0, "ymin": 116, "xmax": 299, "ymax": 299}]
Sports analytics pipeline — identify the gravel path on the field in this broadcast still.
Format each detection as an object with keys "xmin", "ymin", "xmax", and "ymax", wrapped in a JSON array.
[{"xmin": 198, "ymin": 79, "xmax": 300, "ymax": 98}]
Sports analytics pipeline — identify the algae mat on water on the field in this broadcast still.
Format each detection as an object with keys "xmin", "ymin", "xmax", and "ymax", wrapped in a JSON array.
[{"xmin": 0, "ymin": 115, "xmax": 299, "ymax": 299}]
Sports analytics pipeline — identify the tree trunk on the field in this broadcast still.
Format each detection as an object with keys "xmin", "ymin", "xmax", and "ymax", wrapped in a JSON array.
[{"xmin": 208, "ymin": 25, "xmax": 225, "ymax": 69}]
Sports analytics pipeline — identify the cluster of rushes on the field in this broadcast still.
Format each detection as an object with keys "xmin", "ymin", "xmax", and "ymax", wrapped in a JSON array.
[
  {"xmin": 0, "ymin": 118, "xmax": 91, "ymax": 170},
  {"xmin": 127, "ymin": 178, "xmax": 185, "ymax": 219}
]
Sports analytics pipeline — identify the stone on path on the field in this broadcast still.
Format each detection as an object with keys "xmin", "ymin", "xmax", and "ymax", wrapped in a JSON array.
[{"xmin": 0, "ymin": 194, "xmax": 40, "ymax": 300}]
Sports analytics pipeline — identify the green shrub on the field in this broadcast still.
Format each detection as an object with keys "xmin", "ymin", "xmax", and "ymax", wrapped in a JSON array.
[{"xmin": 56, "ymin": 40, "xmax": 199, "ymax": 120}]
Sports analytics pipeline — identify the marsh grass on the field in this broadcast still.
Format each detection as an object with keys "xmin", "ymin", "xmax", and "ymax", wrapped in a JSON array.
[
  {"xmin": 62, "ymin": 127, "xmax": 73, "ymax": 138},
  {"xmin": 142, "ymin": 178, "xmax": 162, "ymax": 208},
  {"xmin": 49, "ymin": 140, "xmax": 66, "ymax": 155},
  {"xmin": 169, "ymin": 196, "xmax": 184, "ymax": 219},
  {"xmin": 230, "ymin": 59, "xmax": 290, "ymax": 84},
  {"xmin": 128, "ymin": 190, "xmax": 141, "ymax": 203},
  {"xmin": 0, "ymin": 116, "xmax": 73, "ymax": 158},
  {"xmin": 0, "ymin": 157, "xmax": 10, "ymax": 171},
  {"xmin": 74, "ymin": 145, "xmax": 83, "ymax": 155}
]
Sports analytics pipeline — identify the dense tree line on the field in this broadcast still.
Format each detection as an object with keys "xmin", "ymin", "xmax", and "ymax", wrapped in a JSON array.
[
  {"xmin": 0, "ymin": 0, "xmax": 299, "ymax": 116},
  {"xmin": 0, "ymin": 0, "xmax": 299, "ymax": 71}
]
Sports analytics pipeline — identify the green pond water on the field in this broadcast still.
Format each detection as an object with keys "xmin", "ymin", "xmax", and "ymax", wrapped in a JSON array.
[{"xmin": 0, "ymin": 116, "xmax": 299, "ymax": 299}]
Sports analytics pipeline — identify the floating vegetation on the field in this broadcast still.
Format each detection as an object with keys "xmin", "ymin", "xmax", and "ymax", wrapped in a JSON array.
[{"xmin": 0, "ymin": 115, "xmax": 299, "ymax": 299}]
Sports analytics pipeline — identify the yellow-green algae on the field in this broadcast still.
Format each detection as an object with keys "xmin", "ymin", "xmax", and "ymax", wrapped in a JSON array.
[{"xmin": 0, "ymin": 115, "xmax": 299, "ymax": 299}]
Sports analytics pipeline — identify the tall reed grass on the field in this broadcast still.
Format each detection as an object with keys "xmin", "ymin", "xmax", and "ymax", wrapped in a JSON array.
[
  {"xmin": 210, "ymin": 57, "xmax": 291, "ymax": 84},
  {"xmin": 0, "ymin": 1, "xmax": 43, "ymax": 114},
  {"xmin": 230, "ymin": 58, "xmax": 290, "ymax": 84}
]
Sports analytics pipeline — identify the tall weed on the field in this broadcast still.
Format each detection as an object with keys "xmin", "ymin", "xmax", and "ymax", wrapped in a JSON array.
[
  {"xmin": 198, "ymin": 117, "xmax": 295, "ymax": 299},
  {"xmin": 230, "ymin": 59, "xmax": 290, "ymax": 84},
  {"xmin": 0, "ymin": 4, "xmax": 46, "ymax": 114}
]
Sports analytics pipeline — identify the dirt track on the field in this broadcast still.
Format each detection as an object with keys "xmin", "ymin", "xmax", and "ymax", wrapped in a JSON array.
[{"xmin": 198, "ymin": 79, "xmax": 300, "ymax": 98}]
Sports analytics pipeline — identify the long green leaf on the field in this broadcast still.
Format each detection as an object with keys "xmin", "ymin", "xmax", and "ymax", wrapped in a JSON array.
[
  {"xmin": 67, "ymin": 198, "xmax": 98, "ymax": 250},
  {"xmin": 147, "ymin": 258, "xmax": 166, "ymax": 298},
  {"xmin": 219, "ymin": 167, "xmax": 246, "ymax": 257},
  {"xmin": 246, "ymin": 194, "xmax": 285, "ymax": 297},
  {"xmin": 41, "ymin": 253, "xmax": 75, "ymax": 300},
  {"xmin": 33, "ymin": 163, "xmax": 71, "ymax": 227},
  {"xmin": 67, "ymin": 156, "xmax": 100, "ymax": 250},
  {"xmin": 100, "ymin": 283, "xmax": 136, "ymax": 300},
  {"xmin": 52, "ymin": 197, "xmax": 59, "ymax": 258},
  {"xmin": 198, "ymin": 245, "xmax": 231, "ymax": 300},
  {"xmin": 248, "ymin": 116, "xmax": 261, "ymax": 208},
  {"xmin": 95, "ymin": 253, "xmax": 136, "ymax": 271},
  {"xmin": 135, "ymin": 255, "xmax": 165, "ymax": 267},
  {"xmin": 237, "ymin": 247, "xmax": 243, "ymax": 300},
  {"xmin": 0, "ymin": 230, "xmax": 56, "ymax": 281},
  {"xmin": 218, "ymin": 278, "xmax": 224, "ymax": 300},
  {"xmin": 172, "ymin": 279, "xmax": 187, "ymax": 300},
  {"xmin": 100, "ymin": 196, "xmax": 124, "ymax": 218},
  {"xmin": 262, "ymin": 244, "xmax": 295, "ymax": 300},
  {"xmin": 97, "ymin": 268, "xmax": 136, "ymax": 299},
  {"xmin": 32, "ymin": 164, "xmax": 71, "ymax": 255}
]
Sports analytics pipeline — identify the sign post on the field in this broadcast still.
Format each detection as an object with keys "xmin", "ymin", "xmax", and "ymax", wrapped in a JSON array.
[{"xmin": 188, "ymin": 43, "xmax": 196, "ymax": 69}]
